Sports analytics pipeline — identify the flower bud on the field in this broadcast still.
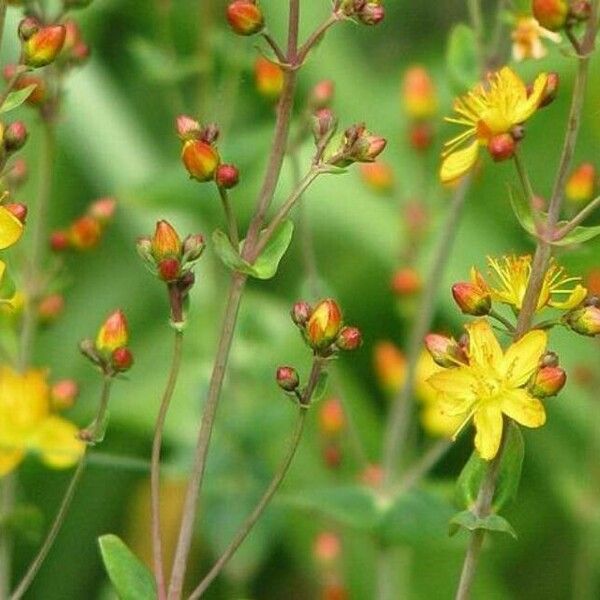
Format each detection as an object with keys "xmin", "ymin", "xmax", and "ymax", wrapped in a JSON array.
[
  {"xmin": 226, "ymin": 1, "xmax": 264, "ymax": 36},
  {"xmin": 374, "ymin": 341, "xmax": 406, "ymax": 392},
  {"xmin": 357, "ymin": 132, "xmax": 387, "ymax": 162},
  {"xmin": 359, "ymin": 162, "xmax": 394, "ymax": 193},
  {"xmin": 358, "ymin": 2, "xmax": 385, "ymax": 26},
  {"xmin": 451, "ymin": 282, "xmax": 491, "ymax": 316},
  {"xmin": 529, "ymin": 365, "xmax": 566, "ymax": 398},
  {"xmin": 319, "ymin": 398, "xmax": 346, "ymax": 436},
  {"xmin": 402, "ymin": 66, "xmax": 438, "ymax": 120},
  {"xmin": 22, "ymin": 23, "xmax": 66, "ymax": 68},
  {"xmin": 50, "ymin": 230, "xmax": 70, "ymax": 252},
  {"xmin": 424, "ymin": 333, "xmax": 468, "ymax": 367},
  {"xmin": 70, "ymin": 41, "xmax": 90, "ymax": 64},
  {"xmin": 565, "ymin": 162, "xmax": 596, "ymax": 204},
  {"xmin": 532, "ymin": 0, "xmax": 568, "ymax": 31},
  {"xmin": 488, "ymin": 133, "xmax": 516, "ymax": 162},
  {"xmin": 69, "ymin": 215, "xmax": 102, "ymax": 250},
  {"xmin": 37, "ymin": 293, "xmax": 65, "ymax": 323},
  {"xmin": 336, "ymin": 326, "xmax": 362, "ymax": 351},
  {"xmin": 6, "ymin": 158, "xmax": 28, "ymax": 188},
  {"xmin": 313, "ymin": 531, "xmax": 341, "ymax": 565},
  {"xmin": 158, "ymin": 258, "xmax": 181, "ymax": 282},
  {"xmin": 306, "ymin": 298, "xmax": 342, "ymax": 349},
  {"xmin": 181, "ymin": 139, "xmax": 220, "ymax": 182},
  {"xmin": 312, "ymin": 108, "xmax": 338, "ymax": 145},
  {"xmin": 18, "ymin": 17, "xmax": 40, "ymax": 41},
  {"xmin": 540, "ymin": 351, "xmax": 559, "ymax": 368},
  {"xmin": 96, "ymin": 309, "xmax": 129, "ymax": 353},
  {"xmin": 570, "ymin": 1, "xmax": 592, "ymax": 21},
  {"xmin": 323, "ymin": 443, "xmax": 342, "ymax": 469},
  {"xmin": 391, "ymin": 267, "xmax": 421, "ymax": 296},
  {"xmin": 200, "ymin": 123, "xmax": 220, "ymax": 145},
  {"xmin": 4, "ymin": 202, "xmax": 27, "ymax": 224},
  {"xmin": 61, "ymin": 19, "xmax": 81, "ymax": 56},
  {"xmin": 586, "ymin": 269, "xmax": 600, "ymax": 297},
  {"xmin": 565, "ymin": 305, "xmax": 600, "ymax": 336},
  {"xmin": 151, "ymin": 220, "xmax": 182, "ymax": 261},
  {"xmin": 361, "ymin": 463, "xmax": 384, "ymax": 488},
  {"xmin": 182, "ymin": 233, "xmax": 205, "ymax": 262},
  {"xmin": 539, "ymin": 72, "xmax": 559, "ymax": 108},
  {"xmin": 111, "ymin": 346, "xmax": 134, "ymax": 372},
  {"xmin": 409, "ymin": 122, "xmax": 434, "ymax": 152},
  {"xmin": 254, "ymin": 57, "xmax": 284, "ymax": 101},
  {"xmin": 291, "ymin": 301, "xmax": 312, "ymax": 327},
  {"xmin": 309, "ymin": 79, "xmax": 335, "ymax": 110},
  {"xmin": 88, "ymin": 197, "xmax": 117, "ymax": 224},
  {"xmin": 276, "ymin": 365, "xmax": 299, "ymax": 392},
  {"xmin": 215, "ymin": 164, "xmax": 239, "ymax": 189},
  {"xmin": 51, "ymin": 379, "xmax": 79, "ymax": 411},
  {"xmin": 4, "ymin": 121, "xmax": 28, "ymax": 152},
  {"xmin": 176, "ymin": 114, "xmax": 202, "ymax": 141}
]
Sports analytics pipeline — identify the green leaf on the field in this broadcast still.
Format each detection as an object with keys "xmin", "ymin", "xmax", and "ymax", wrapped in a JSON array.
[
  {"xmin": 455, "ymin": 422, "xmax": 524, "ymax": 512},
  {"xmin": 98, "ymin": 534, "xmax": 157, "ymax": 600},
  {"xmin": 212, "ymin": 220, "xmax": 294, "ymax": 280},
  {"xmin": 0, "ymin": 505, "xmax": 44, "ymax": 543},
  {"xmin": 552, "ymin": 223, "xmax": 600, "ymax": 246},
  {"xmin": 508, "ymin": 185, "xmax": 537, "ymax": 236},
  {"xmin": 0, "ymin": 84, "xmax": 37, "ymax": 113},
  {"xmin": 449, "ymin": 510, "xmax": 517, "ymax": 539},
  {"xmin": 446, "ymin": 24, "xmax": 479, "ymax": 91}
]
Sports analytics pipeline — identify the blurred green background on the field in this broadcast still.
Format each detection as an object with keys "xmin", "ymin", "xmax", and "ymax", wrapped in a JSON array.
[{"xmin": 3, "ymin": 0, "xmax": 600, "ymax": 598}]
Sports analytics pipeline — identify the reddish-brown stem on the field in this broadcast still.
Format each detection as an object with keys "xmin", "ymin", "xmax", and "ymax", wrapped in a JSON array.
[{"xmin": 555, "ymin": 195, "xmax": 600, "ymax": 239}]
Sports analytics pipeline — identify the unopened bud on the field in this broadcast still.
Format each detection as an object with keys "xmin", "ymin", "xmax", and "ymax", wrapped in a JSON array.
[
  {"xmin": 18, "ymin": 17, "xmax": 40, "ymax": 41},
  {"xmin": 539, "ymin": 72, "xmax": 559, "ymax": 108},
  {"xmin": 309, "ymin": 80, "xmax": 335, "ymax": 109},
  {"xmin": 88, "ymin": 197, "xmax": 116, "ymax": 224},
  {"xmin": 158, "ymin": 258, "xmax": 181, "ymax": 282},
  {"xmin": 181, "ymin": 139, "xmax": 220, "ymax": 182},
  {"xmin": 565, "ymin": 305, "xmax": 600, "ymax": 336},
  {"xmin": 312, "ymin": 108, "xmax": 338, "ymax": 144},
  {"xmin": 50, "ymin": 230, "xmax": 70, "ymax": 251},
  {"xmin": 176, "ymin": 114, "xmax": 202, "ymax": 141},
  {"xmin": 182, "ymin": 233, "xmax": 205, "ymax": 262},
  {"xmin": 200, "ymin": 123, "xmax": 220, "ymax": 145},
  {"xmin": 51, "ymin": 379, "xmax": 79, "ymax": 411},
  {"xmin": 313, "ymin": 531, "xmax": 341, "ymax": 565},
  {"xmin": 402, "ymin": 66, "xmax": 438, "ymax": 120},
  {"xmin": 4, "ymin": 121, "xmax": 28, "ymax": 152},
  {"xmin": 424, "ymin": 333, "xmax": 468, "ymax": 367},
  {"xmin": 319, "ymin": 398, "xmax": 346, "ymax": 436},
  {"xmin": 540, "ymin": 351, "xmax": 559, "ymax": 368},
  {"xmin": 151, "ymin": 220, "xmax": 182, "ymax": 261},
  {"xmin": 361, "ymin": 463, "xmax": 384, "ymax": 488},
  {"xmin": 254, "ymin": 57, "xmax": 284, "ymax": 101},
  {"xmin": 336, "ymin": 326, "xmax": 362, "ymax": 351},
  {"xmin": 451, "ymin": 282, "xmax": 491, "ymax": 316},
  {"xmin": 111, "ymin": 346, "xmax": 134, "ymax": 372},
  {"xmin": 409, "ymin": 122, "xmax": 434, "ymax": 151},
  {"xmin": 488, "ymin": 133, "xmax": 515, "ymax": 162},
  {"xmin": 96, "ymin": 309, "xmax": 129, "ymax": 353},
  {"xmin": 529, "ymin": 365, "xmax": 566, "ymax": 398},
  {"xmin": 358, "ymin": 2, "xmax": 385, "ymax": 25},
  {"xmin": 226, "ymin": 0, "xmax": 264, "ymax": 36},
  {"xmin": 4, "ymin": 202, "xmax": 27, "ymax": 224},
  {"xmin": 69, "ymin": 215, "xmax": 102, "ymax": 250},
  {"xmin": 306, "ymin": 298, "xmax": 343, "ymax": 350},
  {"xmin": 565, "ymin": 162, "xmax": 596, "ymax": 204},
  {"xmin": 391, "ymin": 267, "xmax": 421, "ymax": 296},
  {"xmin": 570, "ymin": 1, "xmax": 592, "ymax": 21},
  {"xmin": 323, "ymin": 444, "xmax": 342, "ymax": 469},
  {"xmin": 22, "ymin": 23, "xmax": 66, "ymax": 68},
  {"xmin": 291, "ymin": 301, "xmax": 312, "ymax": 327},
  {"xmin": 533, "ymin": 0, "xmax": 568, "ymax": 31},
  {"xmin": 360, "ymin": 162, "xmax": 394, "ymax": 193},
  {"xmin": 215, "ymin": 164, "xmax": 239, "ymax": 189},
  {"xmin": 276, "ymin": 365, "xmax": 299, "ymax": 392},
  {"xmin": 374, "ymin": 341, "xmax": 406, "ymax": 392},
  {"xmin": 37, "ymin": 293, "xmax": 65, "ymax": 322},
  {"xmin": 6, "ymin": 158, "xmax": 28, "ymax": 188}
]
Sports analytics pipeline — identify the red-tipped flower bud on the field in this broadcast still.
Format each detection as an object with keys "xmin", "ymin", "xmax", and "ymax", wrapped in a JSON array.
[
  {"xmin": 309, "ymin": 80, "xmax": 335, "ymax": 110},
  {"xmin": 51, "ymin": 379, "xmax": 79, "ymax": 411},
  {"xmin": 176, "ymin": 114, "xmax": 202, "ymax": 141},
  {"xmin": 158, "ymin": 258, "xmax": 181, "ymax": 282},
  {"xmin": 409, "ymin": 122, "xmax": 434, "ymax": 152},
  {"xmin": 111, "ymin": 346, "xmax": 134, "ymax": 372},
  {"xmin": 452, "ymin": 282, "xmax": 491, "ymax": 316},
  {"xmin": 216, "ymin": 164, "xmax": 239, "ymax": 189},
  {"xmin": 50, "ymin": 230, "xmax": 70, "ymax": 252},
  {"xmin": 96, "ymin": 309, "xmax": 129, "ymax": 353},
  {"xmin": 319, "ymin": 398, "xmax": 346, "ymax": 436},
  {"xmin": 69, "ymin": 215, "xmax": 102, "ymax": 250},
  {"xmin": 151, "ymin": 220, "xmax": 182, "ymax": 261},
  {"xmin": 6, "ymin": 158, "xmax": 28, "ymax": 188},
  {"xmin": 391, "ymin": 267, "xmax": 422, "ymax": 296},
  {"xmin": 313, "ymin": 531, "xmax": 341, "ymax": 565},
  {"xmin": 488, "ymin": 133, "xmax": 516, "ymax": 162},
  {"xmin": 374, "ymin": 342, "xmax": 406, "ymax": 393},
  {"xmin": 565, "ymin": 305, "xmax": 600, "ymax": 336},
  {"xmin": 226, "ymin": 0, "xmax": 264, "ymax": 36},
  {"xmin": 182, "ymin": 233, "xmax": 205, "ymax": 262},
  {"xmin": 291, "ymin": 301, "xmax": 312, "ymax": 327},
  {"xmin": 306, "ymin": 298, "xmax": 343, "ymax": 350},
  {"xmin": 88, "ymin": 197, "xmax": 116, "ymax": 224},
  {"xmin": 336, "ymin": 326, "xmax": 362, "ymax": 351},
  {"xmin": 424, "ymin": 333, "xmax": 468, "ymax": 368},
  {"xmin": 358, "ymin": 2, "xmax": 385, "ymax": 25},
  {"xmin": 566, "ymin": 162, "xmax": 596, "ymax": 204},
  {"xmin": 360, "ymin": 162, "xmax": 394, "ymax": 193},
  {"xmin": 403, "ymin": 66, "xmax": 438, "ymax": 120},
  {"xmin": 532, "ymin": 0, "xmax": 569, "ymax": 31},
  {"xmin": 4, "ymin": 121, "xmax": 28, "ymax": 152},
  {"xmin": 539, "ymin": 72, "xmax": 559, "ymax": 108},
  {"xmin": 529, "ymin": 365, "xmax": 566, "ymax": 398},
  {"xmin": 22, "ymin": 23, "xmax": 66, "ymax": 68},
  {"xmin": 312, "ymin": 108, "xmax": 338, "ymax": 144},
  {"xmin": 181, "ymin": 139, "xmax": 220, "ymax": 182},
  {"xmin": 18, "ymin": 17, "xmax": 40, "ymax": 41},
  {"xmin": 254, "ymin": 57, "xmax": 284, "ymax": 101},
  {"xmin": 570, "ymin": 1, "xmax": 592, "ymax": 21},
  {"xmin": 276, "ymin": 365, "xmax": 299, "ymax": 392},
  {"xmin": 4, "ymin": 202, "xmax": 27, "ymax": 224},
  {"xmin": 37, "ymin": 293, "xmax": 65, "ymax": 322}
]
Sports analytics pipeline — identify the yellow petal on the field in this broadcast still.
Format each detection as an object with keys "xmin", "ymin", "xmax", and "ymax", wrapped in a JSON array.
[
  {"xmin": 466, "ymin": 319, "xmax": 502, "ymax": 370},
  {"xmin": 29, "ymin": 416, "xmax": 85, "ymax": 469},
  {"xmin": 498, "ymin": 66, "xmax": 528, "ymax": 103},
  {"xmin": 500, "ymin": 389, "xmax": 546, "ymax": 428},
  {"xmin": 501, "ymin": 329, "xmax": 547, "ymax": 387},
  {"xmin": 415, "ymin": 351, "xmax": 442, "ymax": 404},
  {"xmin": 0, "ymin": 206, "xmax": 23, "ymax": 250},
  {"xmin": 473, "ymin": 406, "xmax": 504, "ymax": 460},
  {"xmin": 0, "ymin": 448, "xmax": 24, "ymax": 477},
  {"xmin": 420, "ymin": 404, "xmax": 463, "ymax": 439},
  {"xmin": 427, "ymin": 368, "xmax": 477, "ymax": 404},
  {"xmin": 513, "ymin": 72, "xmax": 548, "ymax": 124},
  {"xmin": 549, "ymin": 284, "xmax": 588, "ymax": 310},
  {"xmin": 440, "ymin": 140, "xmax": 479, "ymax": 184}
]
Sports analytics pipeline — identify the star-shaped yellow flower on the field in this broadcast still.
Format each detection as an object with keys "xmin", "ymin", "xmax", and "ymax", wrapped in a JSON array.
[
  {"xmin": 0, "ymin": 366, "xmax": 85, "ymax": 477},
  {"xmin": 440, "ymin": 67, "xmax": 548, "ymax": 184},
  {"xmin": 427, "ymin": 319, "xmax": 547, "ymax": 460},
  {"xmin": 0, "ymin": 204, "xmax": 23, "ymax": 250}
]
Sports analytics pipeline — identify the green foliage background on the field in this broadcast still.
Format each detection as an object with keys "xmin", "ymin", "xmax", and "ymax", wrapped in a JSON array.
[{"xmin": 4, "ymin": 0, "xmax": 600, "ymax": 598}]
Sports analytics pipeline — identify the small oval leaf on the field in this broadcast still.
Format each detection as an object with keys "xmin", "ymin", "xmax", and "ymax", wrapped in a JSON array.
[{"xmin": 0, "ymin": 84, "xmax": 37, "ymax": 113}]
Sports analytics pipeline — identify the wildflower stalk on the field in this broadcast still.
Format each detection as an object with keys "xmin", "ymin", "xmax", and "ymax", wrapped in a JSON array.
[
  {"xmin": 555, "ymin": 195, "xmax": 600, "ymax": 239},
  {"xmin": 454, "ymin": 5, "xmax": 599, "ymax": 599},
  {"xmin": 151, "ymin": 331, "xmax": 184, "ymax": 600},
  {"xmin": 187, "ymin": 358, "xmax": 326, "ymax": 599},
  {"xmin": 217, "ymin": 186, "xmax": 239, "ymax": 247},
  {"xmin": 9, "ymin": 377, "xmax": 114, "ymax": 600},
  {"xmin": 0, "ymin": 475, "xmax": 15, "ymax": 600}
]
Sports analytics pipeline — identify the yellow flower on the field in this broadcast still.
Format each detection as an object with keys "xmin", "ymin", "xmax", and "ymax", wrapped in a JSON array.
[
  {"xmin": 485, "ymin": 255, "xmax": 587, "ymax": 311},
  {"xmin": 428, "ymin": 320, "xmax": 547, "ymax": 460},
  {"xmin": 440, "ymin": 67, "xmax": 548, "ymax": 183},
  {"xmin": 0, "ymin": 366, "xmax": 85, "ymax": 477},
  {"xmin": 0, "ymin": 204, "xmax": 23, "ymax": 250},
  {"xmin": 511, "ymin": 17, "xmax": 561, "ymax": 62}
]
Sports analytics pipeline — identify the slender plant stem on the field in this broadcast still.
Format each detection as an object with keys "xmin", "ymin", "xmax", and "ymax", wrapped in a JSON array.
[
  {"xmin": 9, "ymin": 378, "xmax": 113, "ymax": 600},
  {"xmin": 297, "ymin": 13, "xmax": 339, "ymax": 64},
  {"xmin": 513, "ymin": 149, "xmax": 541, "ymax": 232},
  {"xmin": 381, "ymin": 176, "xmax": 471, "ymax": 485},
  {"xmin": 0, "ymin": 475, "xmax": 15, "ymax": 600},
  {"xmin": 489, "ymin": 309, "xmax": 515, "ymax": 333},
  {"xmin": 217, "ymin": 186, "xmax": 239, "ymax": 248},
  {"xmin": 454, "ymin": 8, "xmax": 598, "ymax": 597},
  {"xmin": 187, "ymin": 408, "xmax": 308, "ymax": 599},
  {"xmin": 261, "ymin": 31, "xmax": 286, "ymax": 63},
  {"xmin": 18, "ymin": 120, "xmax": 55, "ymax": 371},
  {"xmin": 556, "ymin": 195, "xmax": 600, "ymax": 239},
  {"xmin": 151, "ymin": 331, "xmax": 184, "ymax": 600}
]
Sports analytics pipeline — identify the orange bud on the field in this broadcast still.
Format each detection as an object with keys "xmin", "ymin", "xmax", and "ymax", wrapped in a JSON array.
[
  {"xmin": 254, "ymin": 57, "xmax": 284, "ymax": 101},
  {"xmin": 276, "ymin": 366, "xmax": 299, "ymax": 392},
  {"xmin": 336, "ymin": 326, "xmax": 362, "ymax": 351},
  {"xmin": 532, "ymin": 0, "xmax": 569, "ymax": 31},
  {"xmin": 22, "ymin": 23, "xmax": 66, "ymax": 68},
  {"xmin": 529, "ymin": 365, "xmax": 566, "ymax": 398},
  {"xmin": 391, "ymin": 267, "xmax": 421, "ymax": 296},
  {"xmin": 51, "ymin": 379, "xmax": 79, "ymax": 410},
  {"xmin": 69, "ymin": 215, "xmax": 102, "ymax": 250},
  {"xmin": 157, "ymin": 258, "xmax": 181, "ymax": 282},
  {"xmin": 37, "ymin": 293, "xmax": 65, "ymax": 322},
  {"xmin": 586, "ymin": 268, "xmax": 600, "ymax": 296},
  {"xmin": 88, "ymin": 197, "xmax": 116, "ymax": 224},
  {"xmin": 4, "ymin": 202, "xmax": 27, "ymax": 224},
  {"xmin": 424, "ymin": 333, "xmax": 468, "ymax": 367},
  {"xmin": 451, "ymin": 282, "xmax": 491, "ymax": 316},
  {"xmin": 226, "ymin": 1, "xmax": 264, "ymax": 36},
  {"xmin": 181, "ymin": 139, "xmax": 220, "ymax": 182},
  {"xmin": 50, "ymin": 230, "xmax": 70, "ymax": 252},
  {"xmin": 402, "ymin": 66, "xmax": 438, "ymax": 120},
  {"xmin": 309, "ymin": 79, "xmax": 335, "ymax": 109},
  {"xmin": 111, "ymin": 346, "xmax": 134, "ymax": 372},
  {"xmin": 359, "ymin": 162, "xmax": 394, "ymax": 193},
  {"xmin": 306, "ymin": 298, "xmax": 342, "ymax": 349},
  {"xmin": 360, "ymin": 463, "xmax": 383, "ymax": 488},
  {"xmin": 96, "ymin": 309, "xmax": 129, "ymax": 353},
  {"xmin": 565, "ymin": 162, "xmax": 596, "ymax": 204},
  {"xmin": 373, "ymin": 341, "xmax": 406, "ymax": 392},
  {"xmin": 409, "ymin": 122, "xmax": 434, "ymax": 151},
  {"xmin": 488, "ymin": 133, "xmax": 515, "ymax": 162},
  {"xmin": 319, "ymin": 398, "xmax": 346, "ymax": 436},
  {"xmin": 313, "ymin": 531, "xmax": 341, "ymax": 565},
  {"xmin": 151, "ymin": 220, "xmax": 182, "ymax": 261}
]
